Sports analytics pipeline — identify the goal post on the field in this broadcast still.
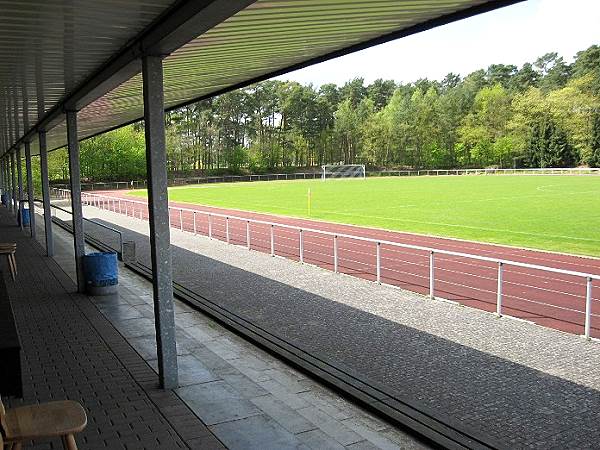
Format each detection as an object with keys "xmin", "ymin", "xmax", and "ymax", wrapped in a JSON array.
[{"xmin": 321, "ymin": 164, "xmax": 366, "ymax": 180}]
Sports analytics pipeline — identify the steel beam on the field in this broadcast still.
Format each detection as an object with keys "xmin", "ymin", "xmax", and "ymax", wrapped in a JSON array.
[
  {"xmin": 66, "ymin": 110, "xmax": 86, "ymax": 293},
  {"xmin": 24, "ymin": 141, "xmax": 35, "ymax": 238},
  {"xmin": 39, "ymin": 131, "xmax": 54, "ymax": 256},
  {"xmin": 16, "ymin": 146, "xmax": 23, "ymax": 229},
  {"xmin": 10, "ymin": 151, "xmax": 16, "ymax": 216},
  {"xmin": 142, "ymin": 55, "xmax": 178, "ymax": 389},
  {"xmin": 1, "ymin": 158, "xmax": 5, "ymax": 196}
]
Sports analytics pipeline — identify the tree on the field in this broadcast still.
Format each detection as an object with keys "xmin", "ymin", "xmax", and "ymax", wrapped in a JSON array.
[
  {"xmin": 458, "ymin": 84, "xmax": 512, "ymax": 167},
  {"xmin": 527, "ymin": 117, "xmax": 576, "ymax": 167},
  {"xmin": 512, "ymin": 63, "xmax": 539, "ymax": 91},
  {"xmin": 589, "ymin": 112, "xmax": 600, "ymax": 167},
  {"xmin": 535, "ymin": 52, "xmax": 572, "ymax": 91},
  {"xmin": 367, "ymin": 79, "xmax": 396, "ymax": 111}
]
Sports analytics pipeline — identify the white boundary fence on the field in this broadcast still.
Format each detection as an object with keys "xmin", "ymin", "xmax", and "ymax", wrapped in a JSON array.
[
  {"xmin": 51, "ymin": 187, "xmax": 600, "ymax": 339},
  {"xmin": 375, "ymin": 168, "xmax": 600, "ymax": 177},
  {"xmin": 50, "ymin": 167, "xmax": 600, "ymax": 192}
]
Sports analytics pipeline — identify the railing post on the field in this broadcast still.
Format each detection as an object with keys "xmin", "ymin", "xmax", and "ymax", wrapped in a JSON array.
[
  {"xmin": 246, "ymin": 221, "xmax": 251, "ymax": 250},
  {"xmin": 193, "ymin": 211, "xmax": 197, "ymax": 235},
  {"xmin": 585, "ymin": 277, "xmax": 593, "ymax": 339},
  {"xmin": 333, "ymin": 235, "xmax": 338, "ymax": 273},
  {"xmin": 179, "ymin": 209, "xmax": 183, "ymax": 230},
  {"xmin": 299, "ymin": 229, "xmax": 304, "ymax": 263},
  {"xmin": 496, "ymin": 262, "xmax": 504, "ymax": 316},
  {"xmin": 208, "ymin": 214, "xmax": 212, "ymax": 239},
  {"xmin": 376, "ymin": 242, "xmax": 381, "ymax": 283},
  {"xmin": 118, "ymin": 199, "xmax": 121, "ymax": 214},
  {"xmin": 125, "ymin": 201, "xmax": 128, "ymax": 216},
  {"xmin": 429, "ymin": 251, "xmax": 434, "ymax": 299},
  {"xmin": 270, "ymin": 224, "xmax": 274, "ymax": 256},
  {"xmin": 226, "ymin": 217, "xmax": 230, "ymax": 243}
]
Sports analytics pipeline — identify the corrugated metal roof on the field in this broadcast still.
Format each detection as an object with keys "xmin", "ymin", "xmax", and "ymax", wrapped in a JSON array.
[
  {"xmin": 0, "ymin": 0, "xmax": 518, "ymax": 155},
  {"xmin": 0, "ymin": 0, "xmax": 177, "ymax": 154}
]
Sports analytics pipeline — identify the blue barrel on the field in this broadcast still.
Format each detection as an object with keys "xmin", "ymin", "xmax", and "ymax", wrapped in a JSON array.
[
  {"xmin": 21, "ymin": 208, "xmax": 30, "ymax": 226},
  {"xmin": 83, "ymin": 252, "xmax": 118, "ymax": 295}
]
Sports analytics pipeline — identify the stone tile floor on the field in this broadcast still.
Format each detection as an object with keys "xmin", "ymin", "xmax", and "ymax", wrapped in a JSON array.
[
  {"xmin": 43, "ymin": 215, "xmax": 428, "ymax": 449},
  {"xmin": 0, "ymin": 209, "xmax": 221, "ymax": 449}
]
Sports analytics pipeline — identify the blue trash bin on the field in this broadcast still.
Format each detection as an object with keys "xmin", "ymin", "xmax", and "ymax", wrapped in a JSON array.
[
  {"xmin": 83, "ymin": 252, "xmax": 119, "ymax": 295},
  {"xmin": 21, "ymin": 208, "xmax": 30, "ymax": 226}
]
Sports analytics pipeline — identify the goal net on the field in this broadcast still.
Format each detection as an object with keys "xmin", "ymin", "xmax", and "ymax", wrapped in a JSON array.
[{"xmin": 322, "ymin": 164, "xmax": 366, "ymax": 180}]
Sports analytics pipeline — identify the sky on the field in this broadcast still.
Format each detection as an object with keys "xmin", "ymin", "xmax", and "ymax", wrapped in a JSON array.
[{"xmin": 276, "ymin": 0, "xmax": 600, "ymax": 86}]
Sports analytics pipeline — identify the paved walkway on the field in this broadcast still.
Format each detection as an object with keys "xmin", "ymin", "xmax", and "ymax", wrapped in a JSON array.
[
  {"xmin": 51, "ymin": 202, "xmax": 600, "ymax": 449},
  {"xmin": 0, "ymin": 209, "xmax": 221, "ymax": 449},
  {"xmin": 41, "ymin": 212, "xmax": 428, "ymax": 449}
]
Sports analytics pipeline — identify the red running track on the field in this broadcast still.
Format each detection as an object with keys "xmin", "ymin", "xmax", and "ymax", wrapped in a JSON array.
[{"xmin": 87, "ymin": 190, "xmax": 600, "ymax": 339}]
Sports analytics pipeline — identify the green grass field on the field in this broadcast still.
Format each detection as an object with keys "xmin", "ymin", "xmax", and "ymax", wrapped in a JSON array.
[{"xmin": 129, "ymin": 175, "xmax": 600, "ymax": 257}]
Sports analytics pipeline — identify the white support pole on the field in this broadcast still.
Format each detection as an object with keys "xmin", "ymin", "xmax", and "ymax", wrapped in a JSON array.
[
  {"xmin": 270, "ymin": 224, "xmax": 274, "ymax": 256},
  {"xmin": 246, "ymin": 221, "xmax": 251, "ymax": 250},
  {"xmin": 429, "ymin": 251, "xmax": 435, "ymax": 299},
  {"xmin": 226, "ymin": 217, "xmax": 230, "ymax": 243},
  {"xmin": 496, "ymin": 262, "xmax": 504, "ymax": 317},
  {"xmin": 299, "ymin": 229, "xmax": 304, "ymax": 263},
  {"xmin": 179, "ymin": 208, "xmax": 183, "ymax": 230},
  {"xmin": 584, "ymin": 277, "xmax": 593, "ymax": 339},
  {"xmin": 209, "ymin": 214, "xmax": 212, "ymax": 239},
  {"xmin": 333, "ymin": 235, "xmax": 338, "ymax": 273},
  {"xmin": 193, "ymin": 211, "xmax": 197, "ymax": 235},
  {"xmin": 376, "ymin": 242, "xmax": 381, "ymax": 284}
]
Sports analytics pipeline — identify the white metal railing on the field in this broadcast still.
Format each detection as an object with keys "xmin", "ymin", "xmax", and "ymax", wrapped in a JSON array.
[
  {"xmin": 376, "ymin": 167, "xmax": 600, "ymax": 177},
  {"xmin": 51, "ymin": 187, "xmax": 600, "ymax": 339},
  {"xmin": 50, "ymin": 168, "xmax": 600, "ymax": 193},
  {"xmin": 38, "ymin": 198, "xmax": 125, "ymax": 257}
]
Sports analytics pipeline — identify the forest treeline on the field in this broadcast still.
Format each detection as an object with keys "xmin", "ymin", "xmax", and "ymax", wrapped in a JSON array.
[{"xmin": 46, "ymin": 45, "xmax": 600, "ymax": 181}]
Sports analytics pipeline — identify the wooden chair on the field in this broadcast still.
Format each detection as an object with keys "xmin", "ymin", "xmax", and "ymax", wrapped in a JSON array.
[
  {"xmin": 0, "ymin": 396, "xmax": 87, "ymax": 450},
  {"xmin": 0, "ymin": 243, "xmax": 16, "ymax": 281}
]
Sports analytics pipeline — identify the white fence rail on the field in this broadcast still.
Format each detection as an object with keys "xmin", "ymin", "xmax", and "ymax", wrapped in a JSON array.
[
  {"xmin": 51, "ymin": 187, "xmax": 600, "ymax": 339},
  {"xmin": 50, "ymin": 167, "xmax": 600, "ymax": 193},
  {"xmin": 376, "ymin": 167, "xmax": 600, "ymax": 177}
]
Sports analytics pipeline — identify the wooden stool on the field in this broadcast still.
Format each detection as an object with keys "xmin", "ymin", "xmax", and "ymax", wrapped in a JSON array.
[
  {"xmin": 0, "ymin": 396, "xmax": 87, "ymax": 450},
  {"xmin": 0, "ymin": 243, "xmax": 16, "ymax": 281}
]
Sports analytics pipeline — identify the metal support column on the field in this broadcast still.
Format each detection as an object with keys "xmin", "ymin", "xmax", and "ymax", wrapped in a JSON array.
[
  {"xmin": 0, "ymin": 158, "xmax": 4, "ymax": 196},
  {"xmin": 10, "ymin": 151, "xmax": 17, "ymax": 217},
  {"xmin": 24, "ymin": 141, "xmax": 35, "ymax": 237},
  {"xmin": 16, "ymin": 147, "xmax": 23, "ymax": 229},
  {"xmin": 142, "ymin": 55, "xmax": 178, "ymax": 389},
  {"xmin": 66, "ymin": 110, "xmax": 86, "ymax": 293},
  {"xmin": 39, "ymin": 131, "xmax": 54, "ymax": 256},
  {"xmin": 0, "ymin": 157, "xmax": 4, "ymax": 195},
  {"xmin": 2, "ymin": 158, "xmax": 6, "ymax": 197}
]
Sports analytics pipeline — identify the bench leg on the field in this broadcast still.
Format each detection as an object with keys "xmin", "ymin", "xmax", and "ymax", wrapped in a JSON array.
[
  {"xmin": 10, "ymin": 253, "xmax": 16, "ymax": 277},
  {"xmin": 61, "ymin": 434, "xmax": 78, "ymax": 450},
  {"xmin": 7, "ymin": 254, "xmax": 16, "ymax": 281}
]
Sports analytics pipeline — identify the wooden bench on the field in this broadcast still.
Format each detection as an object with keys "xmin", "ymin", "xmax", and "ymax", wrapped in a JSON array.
[
  {"xmin": 1, "ymin": 396, "xmax": 87, "ymax": 450},
  {"xmin": 0, "ymin": 243, "xmax": 16, "ymax": 281}
]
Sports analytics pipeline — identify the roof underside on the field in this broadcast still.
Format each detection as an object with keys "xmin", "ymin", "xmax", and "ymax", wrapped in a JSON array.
[{"xmin": 0, "ymin": 0, "xmax": 522, "ymax": 156}]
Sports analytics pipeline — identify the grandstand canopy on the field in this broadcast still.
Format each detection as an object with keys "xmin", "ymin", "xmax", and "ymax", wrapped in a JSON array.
[{"xmin": 0, "ymin": 0, "xmax": 522, "ymax": 157}]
